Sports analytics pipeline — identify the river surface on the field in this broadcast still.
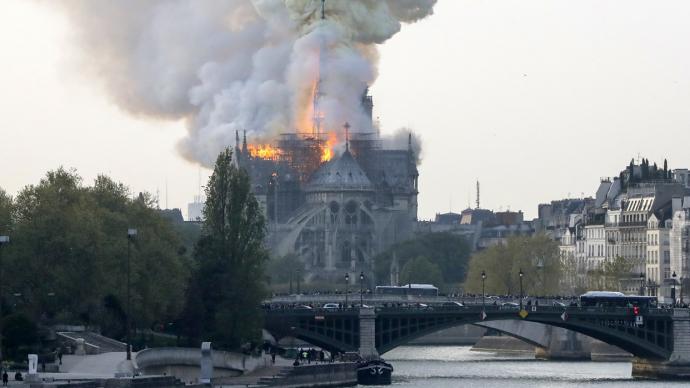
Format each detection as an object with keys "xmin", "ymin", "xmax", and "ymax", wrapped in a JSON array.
[{"xmin": 362, "ymin": 346, "xmax": 686, "ymax": 387}]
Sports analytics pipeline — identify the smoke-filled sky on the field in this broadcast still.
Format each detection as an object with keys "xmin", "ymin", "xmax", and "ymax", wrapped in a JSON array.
[{"xmin": 1, "ymin": 0, "xmax": 690, "ymax": 220}]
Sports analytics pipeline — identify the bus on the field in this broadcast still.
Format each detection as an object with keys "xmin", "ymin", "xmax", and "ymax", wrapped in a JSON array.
[
  {"xmin": 579, "ymin": 291, "xmax": 658, "ymax": 308},
  {"xmin": 375, "ymin": 284, "xmax": 439, "ymax": 297}
]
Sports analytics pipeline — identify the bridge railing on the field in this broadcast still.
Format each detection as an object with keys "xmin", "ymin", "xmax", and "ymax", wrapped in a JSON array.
[{"xmin": 264, "ymin": 304, "xmax": 676, "ymax": 317}]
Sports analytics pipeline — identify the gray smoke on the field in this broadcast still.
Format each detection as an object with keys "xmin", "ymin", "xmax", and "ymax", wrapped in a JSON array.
[
  {"xmin": 52, "ymin": 0, "xmax": 436, "ymax": 166},
  {"xmin": 382, "ymin": 128, "xmax": 423, "ymax": 165}
]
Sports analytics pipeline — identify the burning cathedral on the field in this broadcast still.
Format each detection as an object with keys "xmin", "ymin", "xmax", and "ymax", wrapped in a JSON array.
[{"xmin": 234, "ymin": 90, "xmax": 419, "ymax": 284}]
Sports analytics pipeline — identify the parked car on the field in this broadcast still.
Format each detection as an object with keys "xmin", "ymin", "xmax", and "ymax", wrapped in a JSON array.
[
  {"xmin": 442, "ymin": 301, "xmax": 465, "ymax": 308},
  {"xmin": 501, "ymin": 302, "xmax": 520, "ymax": 308},
  {"xmin": 323, "ymin": 303, "xmax": 340, "ymax": 310}
]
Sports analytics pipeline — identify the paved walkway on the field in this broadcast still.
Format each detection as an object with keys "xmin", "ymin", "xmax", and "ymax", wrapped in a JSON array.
[{"xmin": 27, "ymin": 352, "xmax": 135, "ymax": 383}]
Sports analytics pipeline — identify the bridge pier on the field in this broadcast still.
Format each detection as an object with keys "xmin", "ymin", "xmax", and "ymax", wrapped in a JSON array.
[
  {"xmin": 534, "ymin": 326, "xmax": 589, "ymax": 360},
  {"xmin": 633, "ymin": 309, "xmax": 690, "ymax": 379},
  {"xmin": 359, "ymin": 307, "xmax": 379, "ymax": 360}
]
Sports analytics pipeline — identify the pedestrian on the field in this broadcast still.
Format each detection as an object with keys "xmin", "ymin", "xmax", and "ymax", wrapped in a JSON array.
[
  {"xmin": 2, "ymin": 371, "xmax": 8, "ymax": 387},
  {"xmin": 271, "ymin": 350, "xmax": 276, "ymax": 364},
  {"xmin": 58, "ymin": 349, "xmax": 63, "ymax": 365}
]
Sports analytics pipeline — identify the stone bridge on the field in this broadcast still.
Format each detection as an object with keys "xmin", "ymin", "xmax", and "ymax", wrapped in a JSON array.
[{"xmin": 264, "ymin": 305, "xmax": 690, "ymax": 379}]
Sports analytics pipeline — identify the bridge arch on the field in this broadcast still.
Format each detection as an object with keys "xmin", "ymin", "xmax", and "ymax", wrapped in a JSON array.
[{"xmin": 264, "ymin": 306, "xmax": 673, "ymax": 360}]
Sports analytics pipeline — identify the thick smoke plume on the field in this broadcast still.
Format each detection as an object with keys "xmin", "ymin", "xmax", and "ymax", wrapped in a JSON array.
[{"xmin": 53, "ymin": 0, "xmax": 436, "ymax": 166}]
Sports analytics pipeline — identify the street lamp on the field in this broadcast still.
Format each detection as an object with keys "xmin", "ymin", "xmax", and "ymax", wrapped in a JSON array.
[
  {"xmin": 126, "ymin": 228, "xmax": 137, "ymax": 361},
  {"xmin": 519, "ymin": 268, "xmax": 524, "ymax": 310},
  {"xmin": 0, "ymin": 235, "xmax": 9, "ymax": 363},
  {"xmin": 672, "ymin": 271, "xmax": 677, "ymax": 307},
  {"xmin": 536, "ymin": 259, "xmax": 545, "ymax": 297},
  {"xmin": 359, "ymin": 272, "xmax": 365, "ymax": 307},
  {"xmin": 344, "ymin": 273, "xmax": 349, "ymax": 308},
  {"xmin": 639, "ymin": 272, "xmax": 645, "ymax": 296},
  {"xmin": 682, "ymin": 277, "xmax": 685, "ymax": 306},
  {"xmin": 481, "ymin": 270, "xmax": 486, "ymax": 309}
]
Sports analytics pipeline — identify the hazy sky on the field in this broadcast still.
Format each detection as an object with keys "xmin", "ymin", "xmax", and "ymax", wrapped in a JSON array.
[{"xmin": 2, "ymin": 0, "xmax": 690, "ymax": 220}]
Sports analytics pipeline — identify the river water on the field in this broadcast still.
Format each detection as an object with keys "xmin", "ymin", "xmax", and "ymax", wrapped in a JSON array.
[{"xmin": 363, "ymin": 346, "xmax": 687, "ymax": 387}]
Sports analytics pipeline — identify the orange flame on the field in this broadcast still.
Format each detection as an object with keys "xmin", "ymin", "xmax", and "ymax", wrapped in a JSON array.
[
  {"xmin": 321, "ymin": 132, "xmax": 337, "ymax": 162},
  {"xmin": 248, "ymin": 144, "xmax": 281, "ymax": 160}
]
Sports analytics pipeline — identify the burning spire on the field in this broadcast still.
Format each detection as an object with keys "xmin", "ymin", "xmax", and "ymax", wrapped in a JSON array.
[{"xmin": 311, "ymin": 0, "xmax": 327, "ymax": 137}]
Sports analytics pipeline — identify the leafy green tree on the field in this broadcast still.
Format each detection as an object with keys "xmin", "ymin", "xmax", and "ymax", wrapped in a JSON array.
[
  {"xmin": 464, "ymin": 234, "xmax": 561, "ymax": 296},
  {"xmin": 183, "ymin": 148, "xmax": 268, "ymax": 349},
  {"xmin": 373, "ymin": 232, "xmax": 471, "ymax": 289},
  {"xmin": 400, "ymin": 256, "xmax": 443, "ymax": 286},
  {"xmin": 4, "ymin": 169, "xmax": 191, "ymax": 343}
]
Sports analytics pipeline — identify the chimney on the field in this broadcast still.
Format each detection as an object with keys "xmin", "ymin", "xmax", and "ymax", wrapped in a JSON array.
[{"xmin": 672, "ymin": 197, "xmax": 682, "ymax": 214}]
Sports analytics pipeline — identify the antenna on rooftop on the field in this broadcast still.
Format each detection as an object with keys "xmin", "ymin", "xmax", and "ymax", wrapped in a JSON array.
[{"xmin": 476, "ymin": 180, "xmax": 480, "ymax": 209}]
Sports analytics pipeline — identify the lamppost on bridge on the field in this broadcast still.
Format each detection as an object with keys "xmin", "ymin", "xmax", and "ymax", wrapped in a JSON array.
[
  {"xmin": 359, "ymin": 272, "xmax": 365, "ymax": 307},
  {"xmin": 481, "ymin": 270, "xmax": 486, "ymax": 309},
  {"xmin": 681, "ymin": 277, "xmax": 685, "ymax": 306},
  {"xmin": 344, "ymin": 273, "xmax": 349, "ymax": 308},
  {"xmin": 672, "ymin": 271, "xmax": 677, "ymax": 307},
  {"xmin": 126, "ymin": 228, "xmax": 137, "ymax": 361},
  {"xmin": 0, "ymin": 235, "xmax": 9, "ymax": 363},
  {"xmin": 639, "ymin": 272, "xmax": 646, "ymax": 296},
  {"xmin": 518, "ymin": 268, "xmax": 524, "ymax": 310}
]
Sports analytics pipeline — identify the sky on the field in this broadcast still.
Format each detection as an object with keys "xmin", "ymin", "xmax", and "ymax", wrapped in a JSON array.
[{"xmin": 1, "ymin": 0, "xmax": 690, "ymax": 220}]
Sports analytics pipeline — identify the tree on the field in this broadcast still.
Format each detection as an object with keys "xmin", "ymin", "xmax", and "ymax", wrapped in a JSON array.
[
  {"xmin": 589, "ymin": 256, "xmax": 633, "ymax": 291},
  {"xmin": 664, "ymin": 159, "xmax": 669, "ymax": 178},
  {"xmin": 373, "ymin": 232, "xmax": 471, "ymax": 290},
  {"xmin": 1, "ymin": 313, "xmax": 38, "ymax": 359},
  {"xmin": 0, "ymin": 188, "xmax": 11, "ymax": 236},
  {"xmin": 4, "ymin": 169, "xmax": 191, "ymax": 342},
  {"xmin": 183, "ymin": 148, "xmax": 268, "ymax": 349},
  {"xmin": 400, "ymin": 256, "xmax": 443, "ymax": 286},
  {"xmin": 464, "ymin": 234, "xmax": 562, "ymax": 296}
]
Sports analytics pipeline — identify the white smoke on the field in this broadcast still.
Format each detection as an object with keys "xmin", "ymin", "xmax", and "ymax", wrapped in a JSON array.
[{"xmin": 52, "ymin": 0, "xmax": 436, "ymax": 166}]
